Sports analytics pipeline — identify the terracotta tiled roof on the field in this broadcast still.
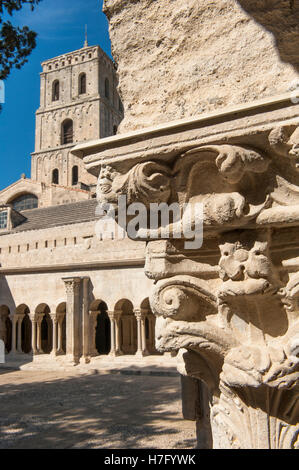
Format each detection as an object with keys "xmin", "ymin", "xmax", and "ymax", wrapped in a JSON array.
[{"xmin": 0, "ymin": 199, "xmax": 98, "ymax": 235}]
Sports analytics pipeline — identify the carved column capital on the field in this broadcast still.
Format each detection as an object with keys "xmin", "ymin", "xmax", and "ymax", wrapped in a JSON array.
[
  {"xmin": 76, "ymin": 107, "xmax": 299, "ymax": 448},
  {"xmin": 134, "ymin": 309, "xmax": 144, "ymax": 321},
  {"xmin": 29, "ymin": 315, "xmax": 37, "ymax": 324},
  {"xmin": 63, "ymin": 277, "xmax": 81, "ymax": 296},
  {"xmin": 50, "ymin": 313, "xmax": 58, "ymax": 324}
]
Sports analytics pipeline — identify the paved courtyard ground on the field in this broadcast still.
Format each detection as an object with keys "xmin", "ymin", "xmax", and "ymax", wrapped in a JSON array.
[{"xmin": 0, "ymin": 369, "xmax": 196, "ymax": 449}]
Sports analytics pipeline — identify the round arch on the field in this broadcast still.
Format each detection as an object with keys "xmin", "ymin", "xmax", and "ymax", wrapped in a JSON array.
[
  {"xmin": 114, "ymin": 299, "xmax": 136, "ymax": 355},
  {"xmin": 35, "ymin": 304, "xmax": 52, "ymax": 354},
  {"xmin": 56, "ymin": 302, "xmax": 66, "ymax": 314},
  {"xmin": 8, "ymin": 193, "xmax": 38, "ymax": 211},
  {"xmin": 90, "ymin": 300, "xmax": 111, "ymax": 355},
  {"xmin": 114, "ymin": 299, "xmax": 134, "ymax": 315},
  {"xmin": 35, "ymin": 303, "xmax": 50, "ymax": 315},
  {"xmin": 90, "ymin": 299, "xmax": 108, "ymax": 312},
  {"xmin": 16, "ymin": 304, "xmax": 30, "ymax": 315},
  {"xmin": 16, "ymin": 304, "xmax": 31, "ymax": 354}
]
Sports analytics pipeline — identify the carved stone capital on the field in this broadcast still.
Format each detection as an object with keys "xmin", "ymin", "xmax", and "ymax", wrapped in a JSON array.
[
  {"xmin": 62, "ymin": 277, "xmax": 81, "ymax": 296},
  {"xmin": 75, "ymin": 103, "xmax": 299, "ymax": 448}
]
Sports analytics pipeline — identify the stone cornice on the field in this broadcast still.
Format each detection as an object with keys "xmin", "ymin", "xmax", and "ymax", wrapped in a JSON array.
[
  {"xmin": 35, "ymin": 96, "xmax": 101, "ymax": 117},
  {"xmin": 0, "ymin": 258, "xmax": 145, "ymax": 275},
  {"xmin": 73, "ymin": 92, "xmax": 299, "ymax": 173}
]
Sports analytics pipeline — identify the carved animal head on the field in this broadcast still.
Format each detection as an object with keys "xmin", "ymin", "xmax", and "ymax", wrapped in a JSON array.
[
  {"xmin": 97, "ymin": 165, "xmax": 118, "ymax": 195},
  {"xmin": 219, "ymin": 239, "xmax": 271, "ymax": 282}
]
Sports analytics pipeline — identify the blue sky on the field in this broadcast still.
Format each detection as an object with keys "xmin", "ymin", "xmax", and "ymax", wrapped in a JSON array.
[{"xmin": 0, "ymin": 0, "xmax": 111, "ymax": 191}]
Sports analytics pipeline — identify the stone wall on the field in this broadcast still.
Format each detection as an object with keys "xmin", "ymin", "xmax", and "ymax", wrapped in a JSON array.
[
  {"xmin": 0, "ymin": 178, "xmax": 92, "ymax": 208},
  {"xmin": 104, "ymin": 0, "xmax": 299, "ymax": 133},
  {"xmin": 0, "ymin": 220, "xmax": 149, "ymax": 314}
]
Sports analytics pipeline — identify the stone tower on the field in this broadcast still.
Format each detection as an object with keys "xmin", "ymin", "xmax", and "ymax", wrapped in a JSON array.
[{"xmin": 31, "ymin": 44, "xmax": 123, "ymax": 189}]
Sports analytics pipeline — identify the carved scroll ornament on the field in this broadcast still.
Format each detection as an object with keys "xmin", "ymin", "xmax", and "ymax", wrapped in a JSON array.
[{"xmin": 150, "ymin": 230, "xmax": 299, "ymax": 448}]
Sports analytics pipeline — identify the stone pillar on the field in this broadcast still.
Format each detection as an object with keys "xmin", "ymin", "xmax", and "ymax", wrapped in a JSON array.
[
  {"xmin": 82, "ymin": 277, "xmax": 90, "ymax": 363},
  {"xmin": 51, "ymin": 314, "xmax": 57, "ymax": 356},
  {"xmin": 36, "ymin": 315, "xmax": 43, "ymax": 353},
  {"xmin": 63, "ymin": 277, "xmax": 82, "ymax": 365},
  {"xmin": 150, "ymin": 316, "xmax": 157, "ymax": 354},
  {"xmin": 57, "ymin": 314, "xmax": 65, "ymax": 355},
  {"xmin": 108, "ymin": 312, "xmax": 117, "ymax": 357},
  {"xmin": 134, "ymin": 310, "xmax": 148, "ymax": 357},
  {"xmin": 141, "ymin": 310, "xmax": 149, "ymax": 356},
  {"xmin": 129, "ymin": 316, "xmax": 134, "ymax": 353},
  {"xmin": 0, "ymin": 314, "xmax": 5, "ymax": 343},
  {"xmin": 89, "ymin": 311, "xmax": 99, "ymax": 357},
  {"xmin": 115, "ymin": 312, "xmax": 123, "ymax": 356},
  {"xmin": 11, "ymin": 315, "xmax": 17, "ymax": 354},
  {"xmin": 17, "ymin": 315, "xmax": 24, "ymax": 353},
  {"xmin": 30, "ymin": 317, "xmax": 38, "ymax": 355},
  {"xmin": 134, "ymin": 310, "xmax": 142, "ymax": 356}
]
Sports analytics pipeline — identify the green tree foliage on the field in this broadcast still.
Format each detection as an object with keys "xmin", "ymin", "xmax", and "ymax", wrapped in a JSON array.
[{"xmin": 0, "ymin": 0, "xmax": 41, "ymax": 81}]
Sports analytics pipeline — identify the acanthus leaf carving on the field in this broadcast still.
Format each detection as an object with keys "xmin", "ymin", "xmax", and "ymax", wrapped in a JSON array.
[{"xmin": 97, "ymin": 161, "xmax": 172, "ymax": 208}]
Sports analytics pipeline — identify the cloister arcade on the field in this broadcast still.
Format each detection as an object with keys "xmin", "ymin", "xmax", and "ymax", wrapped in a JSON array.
[{"xmin": 0, "ymin": 298, "xmax": 158, "ymax": 360}]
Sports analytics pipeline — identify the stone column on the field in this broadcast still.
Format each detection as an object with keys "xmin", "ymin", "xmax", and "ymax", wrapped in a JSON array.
[
  {"xmin": 129, "ymin": 316, "xmax": 134, "ymax": 353},
  {"xmin": 17, "ymin": 315, "xmax": 24, "ymax": 353},
  {"xmin": 141, "ymin": 310, "xmax": 149, "ymax": 356},
  {"xmin": 36, "ymin": 315, "xmax": 43, "ymax": 353},
  {"xmin": 134, "ymin": 310, "xmax": 142, "ymax": 356},
  {"xmin": 89, "ymin": 311, "xmax": 99, "ymax": 357},
  {"xmin": 108, "ymin": 312, "xmax": 116, "ymax": 357},
  {"xmin": 11, "ymin": 315, "xmax": 17, "ymax": 354},
  {"xmin": 51, "ymin": 314, "xmax": 58, "ymax": 356},
  {"xmin": 134, "ymin": 310, "xmax": 148, "ymax": 357},
  {"xmin": 82, "ymin": 277, "xmax": 90, "ymax": 364},
  {"xmin": 150, "ymin": 316, "xmax": 157, "ymax": 354},
  {"xmin": 115, "ymin": 312, "xmax": 123, "ymax": 356},
  {"xmin": 0, "ymin": 314, "xmax": 5, "ymax": 343},
  {"xmin": 62, "ymin": 277, "xmax": 82, "ymax": 365},
  {"xmin": 57, "ymin": 314, "xmax": 65, "ymax": 355},
  {"xmin": 30, "ymin": 317, "xmax": 38, "ymax": 355}
]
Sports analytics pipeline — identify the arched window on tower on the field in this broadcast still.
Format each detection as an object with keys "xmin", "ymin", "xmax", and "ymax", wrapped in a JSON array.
[
  {"xmin": 72, "ymin": 165, "xmax": 79, "ymax": 186},
  {"xmin": 52, "ymin": 80, "xmax": 60, "ymax": 101},
  {"xmin": 52, "ymin": 169, "xmax": 59, "ymax": 185},
  {"xmin": 61, "ymin": 119, "xmax": 73, "ymax": 144},
  {"xmin": 79, "ymin": 73, "xmax": 87, "ymax": 95},
  {"xmin": 105, "ymin": 78, "xmax": 110, "ymax": 99}
]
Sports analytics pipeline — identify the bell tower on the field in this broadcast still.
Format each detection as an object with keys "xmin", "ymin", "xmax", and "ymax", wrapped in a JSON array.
[{"xmin": 31, "ymin": 44, "xmax": 123, "ymax": 189}]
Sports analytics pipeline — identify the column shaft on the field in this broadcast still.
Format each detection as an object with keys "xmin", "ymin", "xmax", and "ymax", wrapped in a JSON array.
[
  {"xmin": 17, "ymin": 318, "xmax": 23, "ymax": 353},
  {"xmin": 37, "ymin": 320, "xmax": 42, "ymax": 353},
  {"xmin": 52, "ymin": 319, "xmax": 57, "ymax": 355},
  {"xmin": 136, "ymin": 314, "xmax": 142, "ymax": 355},
  {"xmin": 31, "ymin": 320, "xmax": 37, "ymax": 354},
  {"xmin": 109, "ymin": 314, "xmax": 116, "ymax": 356},
  {"xmin": 11, "ymin": 317, "xmax": 17, "ymax": 353}
]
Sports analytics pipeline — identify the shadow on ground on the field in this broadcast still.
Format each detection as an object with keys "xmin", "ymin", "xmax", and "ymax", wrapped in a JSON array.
[{"xmin": 0, "ymin": 367, "xmax": 196, "ymax": 449}]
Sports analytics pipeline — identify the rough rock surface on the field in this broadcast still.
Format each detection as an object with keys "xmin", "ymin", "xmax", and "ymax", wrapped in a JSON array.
[{"xmin": 103, "ymin": 0, "xmax": 299, "ymax": 133}]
